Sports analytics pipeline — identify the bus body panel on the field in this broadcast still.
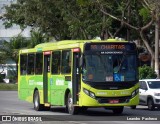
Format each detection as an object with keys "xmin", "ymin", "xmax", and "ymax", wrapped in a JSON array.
[
  {"xmin": 18, "ymin": 75, "xmax": 44, "ymax": 103},
  {"xmin": 80, "ymin": 93, "xmax": 139, "ymax": 107},
  {"xmin": 18, "ymin": 76, "xmax": 28, "ymax": 101},
  {"xmin": 79, "ymin": 82, "xmax": 139, "ymax": 106},
  {"xmin": 50, "ymin": 75, "xmax": 72, "ymax": 106}
]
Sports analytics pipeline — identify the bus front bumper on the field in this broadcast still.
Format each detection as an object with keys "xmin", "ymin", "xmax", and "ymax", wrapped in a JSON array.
[{"xmin": 80, "ymin": 92, "xmax": 139, "ymax": 107}]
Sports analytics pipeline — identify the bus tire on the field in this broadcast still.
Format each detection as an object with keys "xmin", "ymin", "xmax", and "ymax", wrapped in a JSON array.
[
  {"xmin": 33, "ymin": 90, "xmax": 44, "ymax": 111},
  {"xmin": 66, "ymin": 92, "xmax": 79, "ymax": 115},
  {"xmin": 112, "ymin": 107, "xmax": 124, "ymax": 114}
]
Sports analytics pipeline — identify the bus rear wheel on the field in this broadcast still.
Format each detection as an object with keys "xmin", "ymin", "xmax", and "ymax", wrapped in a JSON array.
[
  {"xmin": 66, "ymin": 92, "xmax": 79, "ymax": 115},
  {"xmin": 33, "ymin": 90, "xmax": 44, "ymax": 111}
]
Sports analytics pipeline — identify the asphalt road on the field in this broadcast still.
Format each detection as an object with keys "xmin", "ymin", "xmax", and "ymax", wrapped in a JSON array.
[{"xmin": 0, "ymin": 91, "xmax": 160, "ymax": 124}]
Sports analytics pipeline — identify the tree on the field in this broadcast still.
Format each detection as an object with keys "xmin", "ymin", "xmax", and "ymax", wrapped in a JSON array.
[
  {"xmin": 2, "ymin": 0, "xmax": 115, "ymax": 40},
  {"xmin": 142, "ymin": 0, "xmax": 160, "ymax": 78},
  {"xmin": 0, "ymin": 40, "xmax": 6, "ymax": 64},
  {"xmin": 56, "ymin": 0, "xmax": 107, "ymax": 39},
  {"xmin": 0, "ymin": 40, "xmax": 7, "ymax": 74},
  {"xmin": 3, "ymin": 0, "xmax": 68, "ymax": 40},
  {"xmin": 0, "ymin": 35, "xmax": 28, "ymax": 79},
  {"xmin": 139, "ymin": 65, "xmax": 157, "ymax": 79},
  {"xmin": 91, "ymin": 0, "xmax": 160, "ymax": 77},
  {"xmin": 2, "ymin": 0, "xmax": 160, "ymax": 77},
  {"xmin": 28, "ymin": 29, "xmax": 49, "ymax": 48},
  {"xmin": 0, "ymin": 35, "xmax": 28, "ymax": 64},
  {"xmin": 77, "ymin": 0, "xmax": 160, "ymax": 78}
]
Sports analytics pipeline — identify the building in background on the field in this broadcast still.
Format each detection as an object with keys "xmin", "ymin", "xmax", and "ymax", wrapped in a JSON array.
[
  {"xmin": 0, "ymin": 0, "xmax": 31, "ymax": 83},
  {"xmin": 0, "ymin": 0, "xmax": 30, "ymax": 42}
]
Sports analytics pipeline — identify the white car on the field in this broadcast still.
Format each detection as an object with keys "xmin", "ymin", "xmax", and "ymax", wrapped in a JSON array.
[{"xmin": 135, "ymin": 79, "xmax": 160, "ymax": 110}]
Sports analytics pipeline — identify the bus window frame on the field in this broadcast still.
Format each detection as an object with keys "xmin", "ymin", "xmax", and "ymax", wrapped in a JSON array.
[
  {"xmin": 27, "ymin": 53, "xmax": 35, "ymax": 75},
  {"xmin": 35, "ymin": 52, "xmax": 43, "ymax": 75},
  {"xmin": 61, "ymin": 49, "xmax": 72, "ymax": 74},
  {"xmin": 51, "ymin": 51, "xmax": 61, "ymax": 75},
  {"xmin": 20, "ymin": 54, "xmax": 28, "ymax": 75}
]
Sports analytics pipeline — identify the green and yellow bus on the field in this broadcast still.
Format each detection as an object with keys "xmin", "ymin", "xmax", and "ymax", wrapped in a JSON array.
[{"xmin": 18, "ymin": 39, "xmax": 139, "ymax": 115}]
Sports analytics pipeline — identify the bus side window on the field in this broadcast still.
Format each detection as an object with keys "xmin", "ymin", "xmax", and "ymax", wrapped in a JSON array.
[
  {"xmin": 27, "ymin": 54, "xmax": 35, "ymax": 75},
  {"xmin": 52, "ymin": 51, "xmax": 61, "ymax": 74},
  {"xmin": 20, "ymin": 54, "xmax": 27, "ymax": 75},
  {"xmin": 61, "ymin": 50, "xmax": 71, "ymax": 74},
  {"xmin": 35, "ymin": 53, "xmax": 43, "ymax": 75}
]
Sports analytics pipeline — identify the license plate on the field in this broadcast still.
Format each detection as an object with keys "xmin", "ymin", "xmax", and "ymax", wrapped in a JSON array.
[{"xmin": 109, "ymin": 99, "xmax": 119, "ymax": 104}]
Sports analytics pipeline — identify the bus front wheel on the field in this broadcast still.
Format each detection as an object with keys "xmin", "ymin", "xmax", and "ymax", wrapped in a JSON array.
[
  {"xmin": 66, "ymin": 92, "xmax": 79, "ymax": 115},
  {"xmin": 33, "ymin": 90, "xmax": 43, "ymax": 111}
]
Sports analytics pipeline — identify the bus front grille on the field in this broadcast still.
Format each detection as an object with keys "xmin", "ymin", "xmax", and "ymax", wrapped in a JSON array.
[{"xmin": 96, "ymin": 96, "xmax": 131, "ymax": 104}]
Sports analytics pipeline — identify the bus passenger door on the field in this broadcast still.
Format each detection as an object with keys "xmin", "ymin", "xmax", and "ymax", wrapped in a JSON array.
[
  {"xmin": 72, "ymin": 49, "xmax": 81, "ymax": 104},
  {"xmin": 43, "ymin": 51, "xmax": 51, "ymax": 103}
]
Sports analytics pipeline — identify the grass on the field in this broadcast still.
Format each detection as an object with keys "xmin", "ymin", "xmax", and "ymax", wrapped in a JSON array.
[{"xmin": 0, "ymin": 83, "xmax": 18, "ymax": 91}]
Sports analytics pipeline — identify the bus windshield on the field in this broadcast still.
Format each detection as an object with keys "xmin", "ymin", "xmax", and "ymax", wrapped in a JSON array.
[{"xmin": 82, "ymin": 54, "xmax": 137, "ymax": 82}]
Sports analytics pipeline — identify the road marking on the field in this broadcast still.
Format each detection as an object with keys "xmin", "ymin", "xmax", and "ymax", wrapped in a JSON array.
[{"xmin": 68, "ymin": 121, "xmax": 87, "ymax": 124}]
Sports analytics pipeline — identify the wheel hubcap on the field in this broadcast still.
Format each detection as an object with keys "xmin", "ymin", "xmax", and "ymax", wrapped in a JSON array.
[{"xmin": 35, "ymin": 96, "xmax": 38, "ymax": 107}]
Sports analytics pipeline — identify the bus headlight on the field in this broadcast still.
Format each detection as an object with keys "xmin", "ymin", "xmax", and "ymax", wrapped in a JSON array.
[
  {"xmin": 131, "ymin": 88, "xmax": 139, "ymax": 98},
  {"xmin": 83, "ymin": 88, "xmax": 96, "ymax": 99},
  {"xmin": 83, "ymin": 88, "xmax": 89, "ymax": 95},
  {"xmin": 90, "ymin": 92, "xmax": 95, "ymax": 99}
]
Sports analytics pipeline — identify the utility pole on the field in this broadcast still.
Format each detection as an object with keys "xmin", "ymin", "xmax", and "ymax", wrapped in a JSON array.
[{"xmin": 155, "ymin": 7, "xmax": 159, "ymax": 78}]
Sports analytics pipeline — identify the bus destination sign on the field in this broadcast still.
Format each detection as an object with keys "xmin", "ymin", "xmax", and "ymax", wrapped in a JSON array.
[
  {"xmin": 85, "ymin": 43, "xmax": 136, "ymax": 51},
  {"xmin": 91, "ymin": 44, "xmax": 125, "ymax": 50}
]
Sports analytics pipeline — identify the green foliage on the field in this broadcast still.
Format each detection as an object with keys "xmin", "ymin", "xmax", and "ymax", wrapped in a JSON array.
[
  {"xmin": 0, "ymin": 35, "xmax": 28, "ymax": 64},
  {"xmin": 1, "ymin": 0, "xmax": 158, "ymax": 42},
  {"xmin": 0, "ymin": 42, "xmax": 6, "ymax": 64},
  {"xmin": 139, "ymin": 8, "xmax": 150, "ymax": 22},
  {"xmin": 2, "ymin": 0, "xmax": 116, "ymax": 40},
  {"xmin": 77, "ymin": 0, "xmax": 91, "ymax": 6},
  {"xmin": 0, "ymin": 83, "xmax": 17, "ymax": 91},
  {"xmin": 4, "ymin": 0, "xmax": 70, "ymax": 40},
  {"xmin": 10, "ymin": 34, "xmax": 28, "ymax": 49},
  {"xmin": 8, "ymin": 75, "xmax": 17, "ymax": 83},
  {"xmin": 139, "ymin": 65, "xmax": 157, "ymax": 79},
  {"xmin": 0, "ymin": 74, "xmax": 4, "ymax": 82},
  {"xmin": 28, "ymin": 29, "xmax": 49, "ymax": 48}
]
